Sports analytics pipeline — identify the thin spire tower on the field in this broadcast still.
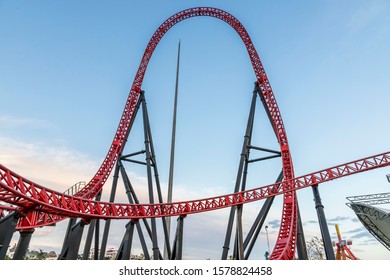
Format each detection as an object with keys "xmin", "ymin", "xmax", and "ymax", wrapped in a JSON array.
[{"xmin": 165, "ymin": 40, "xmax": 181, "ymax": 259}]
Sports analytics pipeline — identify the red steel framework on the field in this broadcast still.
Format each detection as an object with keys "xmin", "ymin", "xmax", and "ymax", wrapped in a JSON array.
[
  {"xmin": 1, "ymin": 152, "xmax": 389, "ymax": 220},
  {"xmin": 0, "ymin": 7, "xmax": 389, "ymax": 260}
]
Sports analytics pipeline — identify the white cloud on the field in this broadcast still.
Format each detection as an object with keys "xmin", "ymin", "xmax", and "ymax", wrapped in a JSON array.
[
  {"xmin": 2, "ymin": 137, "xmax": 390, "ymax": 259},
  {"xmin": 0, "ymin": 115, "xmax": 52, "ymax": 128},
  {"xmin": 0, "ymin": 137, "xmax": 98, "ymax": 191}
]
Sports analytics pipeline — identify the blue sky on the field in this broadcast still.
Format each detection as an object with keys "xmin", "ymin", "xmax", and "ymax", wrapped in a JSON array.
[{"xmin": 1, "ymin": 0, "xmax": 390, "ymax": 259}]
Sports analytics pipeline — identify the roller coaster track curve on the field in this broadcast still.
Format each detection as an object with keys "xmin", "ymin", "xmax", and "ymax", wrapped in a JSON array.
[{"xmin": 1, "ymin": 7, "xmax": 388, "ymax": 260}]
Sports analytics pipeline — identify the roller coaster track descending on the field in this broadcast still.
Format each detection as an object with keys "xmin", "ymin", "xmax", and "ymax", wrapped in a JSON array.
[{"xmin": 0, "ymin": 7, "xmax": 389, "ymax": 260}]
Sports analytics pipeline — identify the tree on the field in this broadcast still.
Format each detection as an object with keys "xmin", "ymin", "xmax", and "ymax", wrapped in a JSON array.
[
  {"xmin": 306, "ymin": 237, "xmax": 326, "ymax": 260},
  {"xmin": 36, "ymin": 249, "xmax": 46, "ymax": 260}
]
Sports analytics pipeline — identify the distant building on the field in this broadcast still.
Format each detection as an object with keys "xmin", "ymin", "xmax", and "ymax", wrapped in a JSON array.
[
  {"xmin": 105, "ymin": 247, "xmax": 117, "ymax": 260},
  {"xmin": 131, "ymin": 253, "xmax": 145, "ymax": 260}
]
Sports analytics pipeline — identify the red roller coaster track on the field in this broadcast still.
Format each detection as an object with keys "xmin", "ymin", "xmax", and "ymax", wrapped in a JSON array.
[
  {"xmin": 1, "ymin": 152, "xmax": 389, "ymax": 220},
  {"xmin": 0, "ymin": 7, "xmax": 389, "ymax": 260}
]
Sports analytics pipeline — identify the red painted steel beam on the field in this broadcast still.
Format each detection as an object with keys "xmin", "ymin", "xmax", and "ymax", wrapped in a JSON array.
[
  {"xmin": 1, "ymin": 151, "xmax": 388, "ymax": 221},
  {"xmin": 0, "ymin": 204, "xmax": 15, "ymax": 219},
  {"xmin": 1, "ymin": 7, "xmax": 387, "ymax": 259},
  {"xmin": 0, "ymin": 7, "xmax": 297, "ymax": 259}
]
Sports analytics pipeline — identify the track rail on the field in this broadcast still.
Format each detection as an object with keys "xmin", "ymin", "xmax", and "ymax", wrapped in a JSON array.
[
  {"xmin": 0, "ymin": 204, "xmax": 15, "ymax": 219},
  {"xmin": 0, "ymin": 7, "xmax": 387, "ymax": 259},
  {"xmin": 0, "ymin": 7, "xmax": 297, "ymax": 259},
  {"xmin": 1, "ymin": 151, "xmax": 389, "ymax": 219}
]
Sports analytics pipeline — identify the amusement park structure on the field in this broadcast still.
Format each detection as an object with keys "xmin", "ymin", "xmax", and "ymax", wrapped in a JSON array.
[
  {"xmin": 347, "ymin": 192, "xmax": 390, "ymax": 251},
  {"xmin": 0, "ymin": 7, "xmax": 389, "ymax": 260},
  {"xmin": 333, "ymin": 224, "xmax": 358, "ymax": 260}
]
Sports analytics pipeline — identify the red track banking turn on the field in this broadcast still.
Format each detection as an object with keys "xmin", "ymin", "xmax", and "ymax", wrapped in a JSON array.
[{"xmin": 0, "ymin": 7, "xmax": 388, "ymax": 260}]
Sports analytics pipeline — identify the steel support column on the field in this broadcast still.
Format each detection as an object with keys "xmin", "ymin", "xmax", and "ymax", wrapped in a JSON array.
[
  {"xmin": 136, "ymin": 222, "xmax": 151, "ymax": 260},
  {"xmin": 243, "ymin": 171, "xmax": 283, "ymax": 259},
  {"xmin": 116, "ymin": 221, "xmax": 136, "ymax": 260},
  {"xmin": 99, "ymin": 92, "xmax": 142, "ymax": 260},
  {"xmin": 171, "ymin": 216, "xmax": 185, "ymax": 260},
  {"xmin": 119, "ymin": 161, "xmax": 162, "ymax": 259},
  {"xmin": 82, "ymin": 219, "xmax": 97, "ymax": 260},
  {"xmin": 141, "ymin": 91, "xmax": 160, "ymax": 260},
  {"xmin": 312, "ymin": 184, "xmax": 335, "ymax": 260},
  {"xmin": 61, "ymin": 217, "xmax": 76, "ymax": 255},
  {"xmin": 94, "ymin": 218, "xmax": 100, "ymax": 260},
  {"xmin": 222, "ymin": 84, "xmax": 258, "ymax": 260},
  {"xmin": 99, "ymin": 161, "xmax": 120, "ymax": 260},
  {"xmin": 58, "ymin": 219, "xmax": 88, "ymax": 260},
  {"xmin": 296, "ymin": 205, "xmax": 308, "ymax": 260},
  {"xmin": 144, "ymin": 98, "xmax": 172, "ymax": 259},
  {"xmin": 82, "ymin": 191, "xmax": 102, "ymax": 260},
  {"xmin": 233, "ymin": 206, "xmax": 245, "ymax": 260},
  {"xmin": 0, "ymin": 211, "xmax": 20, "ymax": 259},
  {"xmin": 243, "ymin": 197, "xmax": 274, "ymax": 259},
  {"xmin": 12, "ymin": 229, "xmax": 35, "ymax": 260},
  {"xmin": 166, "ymin": 40, "xmax": 181, "ymax": 260}
]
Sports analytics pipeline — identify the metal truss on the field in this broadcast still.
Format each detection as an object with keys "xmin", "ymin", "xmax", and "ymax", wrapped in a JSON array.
[
  {"xmin": 347, "ymin": 192, "xmax": 390, "ymax": 206},
  {"xmin": 348, "ymin": 203, "xmax": 390, "ymax": 251},
  {"xmin": 0, "ymin": 7, "xmax": 388, "ymax": 261}
]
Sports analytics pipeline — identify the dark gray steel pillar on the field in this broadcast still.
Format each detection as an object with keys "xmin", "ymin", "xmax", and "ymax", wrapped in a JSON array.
[
  {"xmin": 136, "ymin": 222, "xmax": 151, "ymax": 260},
  {"xmin": 0, "ymin": 211, "xmax": 20, "ymax": 259},
  {"xmin": 82, "ymin": 191, "xmax": 101, "ymax": 260},
  {"xmin": 234, "ymin": 206, "xmax": 245, "ymax": 260},
  {"xmin": 171, "ymin": 216, "xmax": 185, "ymax": 260},
  {"xmin": 312, "ymin": 184, "xmax": 335, "ymax": 260},
  {"xmin": 243, "ymin": 171, "xmax": 283, "ymax": 259},
  {"xmin": 116, "ymin": 221, "xmax": 136, "ymax": 260},
  {"xmin": 141, "ymin": 91, "xmax": 160, "ymax": 260},
  {"xmin": 61, "ymin": 217, "xmax": 76, "ymax": 251},
  {"xmin": 144, "ymin": 100, "xmax": 171, "ymax": 259},
  {"xmin": 119, "ymin": 162, "xmax": 163, "ymax": 259},
  {"xmin": 243, "ymin": 197, "xmax": 274, "ymax": 259},
  {"xmin": 94, "ymin": 218, "xmax": 100, "ymax": 260},
  {"xmin": 97, "ymin": 93, "xmax": 142, "ymax": 260},
  {"xmin": 176, "ymin": 216, "xmax": 184, "ymax": 260},
  {"xmin": 82, "ymin": 219, "xmax": 96, "ymax": 260},
  {"xmin": 99, "ymin": 161, "xmax": 120, "ymax": 259},
  {"xmin": 12, "ymin": 229, "xmax": 34, "ymax": 260},
  {"xmin": 166, "ymin": 40, "xmax": 181, "ymax": 260},
  {"xmin": 58, "ymin": 219, "xmax": 88, "ymax": 260},
  {"xmin": 296, "ymin": 205, "xmax": 308, "ymax": 260},
  {"xmin": 222, "ymin": 86, "xmax": 258, "ymax": 260}
]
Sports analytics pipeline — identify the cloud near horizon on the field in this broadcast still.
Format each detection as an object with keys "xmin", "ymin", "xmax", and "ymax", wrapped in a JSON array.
[
  {"xmin": 0, "ymin": 115, "xmax": 52, "ymax": 128},
  {"xmin": 2, "ymin": 137, "xmax": 389, "ymax": 259},
  {"xmin": 1, "ymin": 137, "xmax": 283, "ymax": 259}
]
